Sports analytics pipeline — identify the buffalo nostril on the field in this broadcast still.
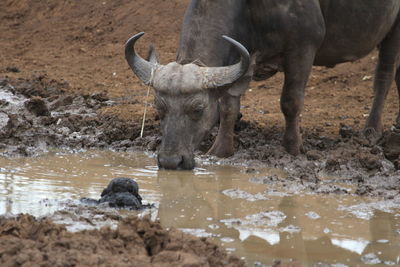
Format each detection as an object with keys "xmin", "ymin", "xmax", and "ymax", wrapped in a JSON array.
[{"xmin": 158, "ymin": 154, "xmax": 184, "ymax": 170}]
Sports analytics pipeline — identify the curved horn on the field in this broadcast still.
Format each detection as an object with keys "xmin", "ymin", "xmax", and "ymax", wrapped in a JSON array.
[
  {"xmin": 201, "ymin": 35, "xmax": 250, "ymax": 89},
  {"xmin": 125, "ymin": 32, "xmax": 157, "ymax": 85}
]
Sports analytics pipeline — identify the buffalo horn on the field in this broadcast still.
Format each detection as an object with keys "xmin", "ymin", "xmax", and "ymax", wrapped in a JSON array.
[
  {"xmin": 201, "ymin": 35, "xmax": 250, "ymax": 89},
  {"xmin": 125, "ymin": 32, "xmax": 250, "ymax": 89},
  {"xmin": 125, "ymin": 32, "xmax": 157, "ymax": 85}
]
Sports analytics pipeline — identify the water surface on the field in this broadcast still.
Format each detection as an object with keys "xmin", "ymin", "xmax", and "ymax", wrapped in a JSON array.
[{"xmin": 0, "ymin": 151, "xmax": 399, "ymax": 266}]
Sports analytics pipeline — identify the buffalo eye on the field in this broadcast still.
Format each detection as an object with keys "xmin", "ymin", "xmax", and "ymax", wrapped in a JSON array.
[{"xmin": 187, "ymin": 103, "xmax": 205, "ymax": 121}]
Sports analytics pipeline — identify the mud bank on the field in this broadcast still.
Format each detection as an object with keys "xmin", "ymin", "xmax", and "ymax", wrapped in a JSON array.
[
  {"xmin": 0, "ymin": 77, "xmax": 159, "ymax": 156},
  {"xmin": 205, "ymin": 120, "xmax": 400, "ymax": 199},
  {"xmin": 0, "ymin": 214, "xmax": 243, "ymax": 266},
  {"xmin": 1, "ymin": 77, "xmax": 400, "ymax": 200}
]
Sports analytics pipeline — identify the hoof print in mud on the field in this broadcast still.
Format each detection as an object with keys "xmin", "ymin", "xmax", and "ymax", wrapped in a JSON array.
[{"xmin": 81, "ymin": 178, "xmax": 143, "ymax": 209}]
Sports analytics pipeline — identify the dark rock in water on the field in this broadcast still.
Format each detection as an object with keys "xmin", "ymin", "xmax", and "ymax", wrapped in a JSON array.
[
  {"xmin": 101, "ymin": 177, "xmax": 140, "ymax": 198},
  {"xmin": 81, "ymin": 178, "xmax": 142, "ymax": 209},
  {"xmin": 100, "ymin": 178, "xmax": 142, "ymax": 209},
  {"xmin": 24, "ymin": 96, "xmax": 50, "ymax": 116},
  {"xmin": 99, "ymin": 192, "xmax": 142, "ymax": 208}
]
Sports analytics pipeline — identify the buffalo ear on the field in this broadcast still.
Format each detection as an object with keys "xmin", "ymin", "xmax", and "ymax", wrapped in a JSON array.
[
  {"xmin": 147, "ymin": 44, "xmax": 159, "ymax": 64},
  {"xmin": 227, "ymin": 53, "xmax": 257, "ymax": 96}
]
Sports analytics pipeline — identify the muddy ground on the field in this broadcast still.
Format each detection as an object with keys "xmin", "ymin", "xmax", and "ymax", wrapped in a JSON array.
[
  {"xmin": 0, "ymin": 0, "xmax": 400, "ymax": 266},
  {"xmin": 0, "ymin": 214, "xmax": 243, "ymax": 266}
]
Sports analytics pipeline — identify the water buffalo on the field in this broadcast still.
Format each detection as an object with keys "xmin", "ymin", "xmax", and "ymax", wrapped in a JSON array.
[{"xmin": 126, "ymin": 0, "xmax": 400, "ymax": 170}]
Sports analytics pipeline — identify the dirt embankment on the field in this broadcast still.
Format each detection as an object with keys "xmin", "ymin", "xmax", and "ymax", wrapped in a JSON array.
[
  {"xmin": 1, "ymin": 0, "xmax": 398, "ymax": 132},
  {"xmin": 0, "ymin": 0, "xmax": 187, "ymax": 122}
]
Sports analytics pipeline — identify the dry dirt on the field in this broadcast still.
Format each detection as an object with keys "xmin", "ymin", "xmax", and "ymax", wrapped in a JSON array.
[
  {"xmin": 1, "ymin": 0, "xmax": 400, "ymax": 266},
  {"xmin": 0, "ymin": 0, "xmax": 399, "ymax": 133}
]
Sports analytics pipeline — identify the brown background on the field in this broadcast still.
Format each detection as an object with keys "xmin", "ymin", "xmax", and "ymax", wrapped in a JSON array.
[{"xmin": 0, "ymin": 0, "xmax": 398, "ymax": 137}]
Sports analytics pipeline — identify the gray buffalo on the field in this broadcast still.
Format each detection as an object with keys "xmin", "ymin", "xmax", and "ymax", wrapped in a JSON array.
[{"xmin": 125, "ymin": 0, "xmax": 400, "ymax": 170}]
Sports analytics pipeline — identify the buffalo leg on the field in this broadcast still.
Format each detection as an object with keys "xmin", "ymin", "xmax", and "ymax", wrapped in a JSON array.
[
  {"xmin": 395, "ymin": 67, "xmax": 400, "ymax": 128},
  {"xmin": 281, "ymin": 49, "xmax": 316, "ymax": 155},
  {"xmin": 208, "ymin": 93, "xmax": 241, "ymax": 158},
  {"xmin": 365, "ymin": 20, "xmax": 400, "ymax": 139}
]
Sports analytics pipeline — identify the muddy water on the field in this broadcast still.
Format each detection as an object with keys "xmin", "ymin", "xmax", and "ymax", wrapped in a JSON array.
[{"xmin": 0, "ymin": 151, "xmax": 399, "ymax": 266}]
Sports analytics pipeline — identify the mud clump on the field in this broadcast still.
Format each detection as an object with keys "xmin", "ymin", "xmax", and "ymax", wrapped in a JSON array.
[
  {"xmin": 101, "ymin": 178, "xmax": 141, "ymax": 203},
  {"xmin": 24, "ymin": 96, "xmax": 50, "ymax": 116},
  {"xmin": 358, "ymin": 153, "xmax": 382, "ymax": 171},
  {"xmin": 382, "ymin": 131, "xmax": 400, "ymax": 161},
  {"xmin": 339, "ymin": 123, "xmax": 355, "ymax": 139},
  {"xmin": 0, "ymin": 214, "xmax": 244, "ymax": 267},
  {"xmin": 305, "ymin": 150, "xmax": 322, "ymax": 160},
  {"xmin": 49, "ymin": 95, "xmax": 74, "ymax": 110},
  {"xmin": 394, "ymin": 159, "xmax": 400, "ymax": 170}
]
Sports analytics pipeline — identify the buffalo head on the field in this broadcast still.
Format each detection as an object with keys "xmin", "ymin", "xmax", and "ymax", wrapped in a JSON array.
[{"xmin": 125, "ymin": 32, "xmax": 249, "ymax": 170}]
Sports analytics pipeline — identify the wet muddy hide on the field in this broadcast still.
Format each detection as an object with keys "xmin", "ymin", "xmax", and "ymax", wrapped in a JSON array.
[{"xmin": 81, "ymin": 178, "xmax": 143, "ymax": 209}]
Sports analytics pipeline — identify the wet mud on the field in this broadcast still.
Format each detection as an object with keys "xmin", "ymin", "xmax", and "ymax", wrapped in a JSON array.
[
  {"xmin": 1, "ymin": 151, "xmax": 399, "ymax": 266},
  {"xmin": 1, "ymin": 77, "xmax": 400, "ymax": 199},
  {"xmin": 0, "ymin": 77, "xmax": 158, "ymax": 156},
  {"xmin": 0, "ymin": 214, "xmax": 243, "ymax": 267}
]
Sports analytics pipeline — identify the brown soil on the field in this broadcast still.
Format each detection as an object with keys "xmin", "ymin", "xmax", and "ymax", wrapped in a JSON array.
[
  {"xmin": 0, "ymin": 0, "xmax": 398, "ymax": 131},
  {"xmin": 0, "ymin": 0, "xmax": 400, "ymax": 266},
  {"xmin": 0, "ymin": 214, "xmax": 243, "ymax": 267}
]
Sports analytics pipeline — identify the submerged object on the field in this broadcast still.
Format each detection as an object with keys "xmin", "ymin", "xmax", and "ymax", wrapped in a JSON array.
[{"xmin": 81, "ymin": 177, "xmax": 142, "ymax": 209}]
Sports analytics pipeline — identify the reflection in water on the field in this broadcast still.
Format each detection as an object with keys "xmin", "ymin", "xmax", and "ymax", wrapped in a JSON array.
[{"xmin": 0, "ymin": 151, "xmax": 399, "ymax": 266}]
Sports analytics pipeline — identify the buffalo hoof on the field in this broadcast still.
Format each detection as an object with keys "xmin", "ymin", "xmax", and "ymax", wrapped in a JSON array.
[
  {"xmin": 284, "ymin": 145, "xmax": 302, "ymax": 156},
  {"xmin": 283, "ymin": 134, "xmax": 302, "ymax": 156},
  {"xmin": 363, "ymin": 127, "xmax": 382, "ymax": 144},
  {"xmin": 395, "ymin": 115, "xmax": 400, "ymax": 129},
  {"xmin": 207, "ymin": 140, "xmax": 234, "ymax": 158}
]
